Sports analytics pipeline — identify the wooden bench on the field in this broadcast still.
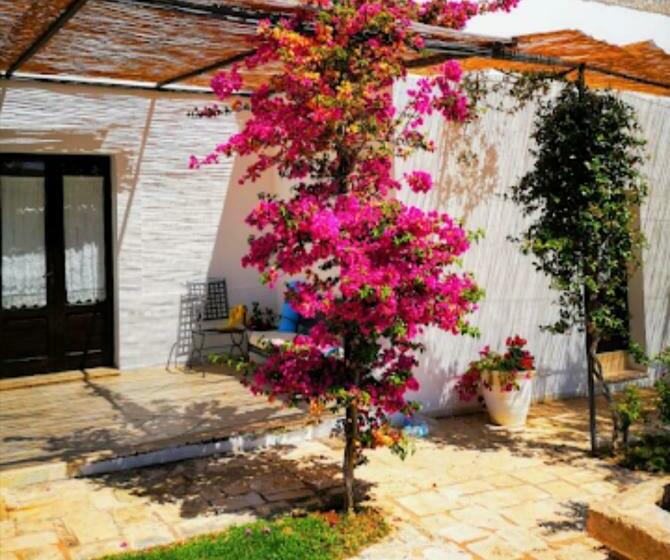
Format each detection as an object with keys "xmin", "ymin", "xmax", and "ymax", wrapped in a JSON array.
[{"xmin": 597, "ymin": 350, "xmax": 648, "ymax": 386}]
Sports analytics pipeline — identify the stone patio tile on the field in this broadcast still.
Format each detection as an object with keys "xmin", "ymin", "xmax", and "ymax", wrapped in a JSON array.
[
  {"xmin": 111, "ymin": 505, "xmax": 155, "ymax": 526},
  {"xmin": 512, "ymin": 467, "xmax": 558, "ymax": 485},
  {"xmin": 371, "ymin": 479, "xmax": 423, "ymax": 498},
  {"xmin": 531, "ymin": 526, "xmax": 586, "ymax": 545},
  {"xmin": 10, "ymin": 545, "xmax": 65, "ymax": 560},
  {"xmin": 249, "ymin": 474, "xmax": 306, "ymax": 495},
  {"xmin": 579, "ymin": 480, "xmax": 621, "ymax": 497},
  {"xmin": 1, "ymin": 531, "xmax": 61, "ymax": 551},
  {"xmin": 9, "ymin": 497, "xmax": 92, "ymax": 525},
  {"xmin": 551, "ymin": 541, "xmax": 609, "ymax": 560},
  {"xmin": 0, "ymin": 519, "xmax": 16, "ymax": 540},
  {"xmin": 263, "ymin": 487, "xmax": 315, "ymax": 502},
  {"xmin": 449, "ymin": 505, "xmax": 517, "ymax": 532},
  {"xmin": 528, "ymin": 551, "xmax": 561, "ymax": 560},
  {"xmin": 89, "ymin": 488, "xmax": 126, "ymax": 510},
  {"xmin": 69, "ymin": 540, "xmax": 129, "ymax": 560},
  {"xmin": 557, "ymin": 468, "xmax": 604, "ymax": 485},
  {"xmin": 113, "ymin": 488, "xmax": 150, "ymax": 505},
  {"xmin": 420, "ymin": 517, "xmax": 490, "ymax": 543},
  {"xmin": 422, "ymin": 543, "xmax": 474, "ymax": 559},
  {"xmin": 213, "ymin": 491, "xmax": 265, "ymax": 511},
  {"xmin": 484, "ymin": 474, "xmax": 525, "ymax": 489},
  {"xmin": 62, "ymin": 510, "xmax": 121, "ymax": 544},
  {"xmin": 448, "ymin": 479, "xmax": 496, "ymax": 495},
  {"xmin": 502, "ymin": 499, "xmax": 563, "ymax": 528},
  {"xmin": 469, "ymin": 488, "xmax": 527, "ymax": 509},
  {"xmin": 220, "ymin": 479, "xmax": 253, "ymax": 496},
  {"xmin": 0, "ymin": 464, "xmax": 68, "ymax": 490},
  {"xmin": 466, "ymin": 534, "xmax": 525, "ymax": 560},
  {"xmin": 396, "ymin": 491, "xmax": 456, "ymax": 517},
  {"xmin": 175, "ymin": 511, "xmax": 256, "ymax": 539},
  {"xmin": 148, "ymin": 502, "xmax": 183, "ymax": 526},
  {"xmin": 540, "ymin": 480, "xmax": 582, "ymax": 500},
  {"xmin": 122, "ymin": 520, "xmax": 176, "ymax": 550},
  {"xmin": 495, "ymin": 525, "xmax": 549, "ymax": 553},
  {"xmin": 503, "ymin": 484, "xmax": 551, "ymax": 503},
  {"xmin": 15, "ymin": 518, "xmax": 79, "ymax": 549}
]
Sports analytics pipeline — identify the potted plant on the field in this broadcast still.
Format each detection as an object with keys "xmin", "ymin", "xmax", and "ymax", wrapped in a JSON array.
[
  {"xmin": 246, "ymin": 302, "xmax": 277, "ymax": 331},
  {"xmin": 456, "ymin": 336, "xmax": 536, "ymax": 427}
]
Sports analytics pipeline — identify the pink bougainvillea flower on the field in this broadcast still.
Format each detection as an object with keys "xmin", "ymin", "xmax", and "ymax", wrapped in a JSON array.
[
  {"xmin": 405, "ymin": 170, "xmax": 433, "ymax": 193},
  {"xmin": 191, "ymin": 0, "xmax": 519, "ymax": 467}
]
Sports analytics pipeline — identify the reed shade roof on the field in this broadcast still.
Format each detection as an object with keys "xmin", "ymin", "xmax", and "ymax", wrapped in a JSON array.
[
  {"xmin": 0, "ymin": 0, "xmax": 668, "ymax": 96},
  {"xmin": 458, "ymin": 30, "xmax": 670, "ymax": 97}
]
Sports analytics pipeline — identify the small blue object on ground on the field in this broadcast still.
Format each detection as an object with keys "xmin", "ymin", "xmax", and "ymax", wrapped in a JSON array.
[{"xmin": 401, "ymin": 416, "xmax": 430, "ymax": 438}]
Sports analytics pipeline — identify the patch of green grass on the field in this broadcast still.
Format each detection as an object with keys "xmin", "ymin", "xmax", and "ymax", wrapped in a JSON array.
[{"xmin": 104, "ymin": 510, "xmax": 389, "ymax": 560}]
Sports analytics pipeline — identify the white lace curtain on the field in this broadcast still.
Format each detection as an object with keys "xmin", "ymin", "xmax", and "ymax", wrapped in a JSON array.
[
  {"xmin": 1, "ymin": 174, "xmax": 106, "ymax": 309},
  {"xmin": 1, "ymin": 175, "xmax": 47, "ymax": 309},
  {"xmin": 63, "ymin": 175, "xmax": 106, "ymax": 304}
]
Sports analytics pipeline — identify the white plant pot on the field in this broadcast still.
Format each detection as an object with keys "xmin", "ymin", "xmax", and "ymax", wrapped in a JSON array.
[{"xmin": 481, "ymin": 370, "xmax": 534, "ymax": 427}]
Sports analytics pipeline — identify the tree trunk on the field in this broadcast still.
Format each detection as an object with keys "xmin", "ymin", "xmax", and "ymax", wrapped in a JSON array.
[
  {"xmin": 343, "ymin": 400, "xmax": 358, "ymax": 514},
  {"xmin": 342, "ymin": 334, "xmax": 359, "ymax": 514},
  {"xmin": 591, "ymin": 342, "xmax": 621, "ymax": 448},
  {"xmin": 584, "ymin": 295, "xmax": 621, "ymax": 452},
  {"xmin": 585, "ymin": 322, "xmax": 598, "ymax": 454}
]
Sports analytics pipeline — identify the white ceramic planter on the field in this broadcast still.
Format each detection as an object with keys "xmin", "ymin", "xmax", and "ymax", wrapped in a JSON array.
[{"xmin": 481, "ymin": 370, "xmax": 534, "ymax": 427}]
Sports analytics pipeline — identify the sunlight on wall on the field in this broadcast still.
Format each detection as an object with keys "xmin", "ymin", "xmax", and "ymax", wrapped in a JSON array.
[
  {"xmin": 394, "ymin": 77, "xmax": 670, "ymax": 413},
  {"xmin": 0, "ymin": 82, "xmax": 276, "ymax": 369}
]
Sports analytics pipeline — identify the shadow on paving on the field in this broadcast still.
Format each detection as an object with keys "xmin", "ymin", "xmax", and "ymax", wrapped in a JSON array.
[
  {"xmin": 92, "ymin": 445, "xmax": 372, "ymax": 519},
  {"xmin": 425, "ymin": 397, "xmax": 648, "ymax": 485},
  {"xmin": 1, "ymin": 369, "xmax": 304, "ymax": 470}
]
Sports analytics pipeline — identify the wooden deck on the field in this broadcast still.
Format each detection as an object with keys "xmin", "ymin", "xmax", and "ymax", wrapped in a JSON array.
[{"xmin": 0, "ymin": 366, "xmax": 306, "ymax": 472}]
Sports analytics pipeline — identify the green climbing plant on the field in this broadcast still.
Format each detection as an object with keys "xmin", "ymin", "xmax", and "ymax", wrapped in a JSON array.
[{"xmin": 509, "ymin": 79, "xmax": 649, "ymax": 452}]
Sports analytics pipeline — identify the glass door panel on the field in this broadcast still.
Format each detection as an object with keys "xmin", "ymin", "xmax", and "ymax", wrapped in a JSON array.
[
  {"xmin": 1, "ymin": 174, "xmax": 47, "ymax": 309},
  {"xmin": 63, "ymin": 175, "xmax": 106, "ymax": 304}
]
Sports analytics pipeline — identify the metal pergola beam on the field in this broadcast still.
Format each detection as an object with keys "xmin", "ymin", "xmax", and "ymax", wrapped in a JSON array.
[
  {"xmin": 5, "ymin": 0, "xmax": 90, "ymax": 78},
  {"xmin": 0, "ymin": 73, "xmax": 251, "ymax": 97},
  {"xmin": 116, "ymin": 0, "xmax": 294, "ymax": 24},
  {"xmin": 157, "ymin": 50, "xmax": 256, "ymax": 89}
]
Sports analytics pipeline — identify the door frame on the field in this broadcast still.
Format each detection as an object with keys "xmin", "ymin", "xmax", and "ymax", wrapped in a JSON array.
[{"xmin": 0, "ymin": 153, "xmax": 115, "ymax": 377}]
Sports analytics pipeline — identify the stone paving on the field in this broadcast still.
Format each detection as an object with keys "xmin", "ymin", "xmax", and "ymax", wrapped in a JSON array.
[{"xmin": 1, "ymin": 396, "xmax": 667, "ymax": 560}]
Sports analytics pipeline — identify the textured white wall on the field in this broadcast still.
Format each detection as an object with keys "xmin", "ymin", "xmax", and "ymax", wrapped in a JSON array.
[
  {"xmin": 394, "ymin": 77, "xmax": 670, "ymax": 413},
  {"xmin": 1, "ymin": 80, "xmax": 668, "ymax": 413},
  {"xmin": 0, "ymin": 81, "xmax": 277, "ymax": 369}
]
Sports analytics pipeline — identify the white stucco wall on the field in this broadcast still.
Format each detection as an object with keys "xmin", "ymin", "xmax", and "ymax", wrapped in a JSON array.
[
  {"xmin": 394, "ymin": 77, "xmax": 670, "ymax": 413},
  {"xmin": 1, "ymin": 75, "xmax": 668, "ymax": 412},
  {"xmin": 0, "ymin": 81, "xmax": 277, "ymax": 369}
]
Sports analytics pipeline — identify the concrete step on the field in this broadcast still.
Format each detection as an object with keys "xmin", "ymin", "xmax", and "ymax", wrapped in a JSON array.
[
  {"xmin": 0, "ymin": 415, "xmax": 339, "ymax": 489},
  {"xmin": 0, "ymin": 368, "xmax": 120, "ymax": 392}
]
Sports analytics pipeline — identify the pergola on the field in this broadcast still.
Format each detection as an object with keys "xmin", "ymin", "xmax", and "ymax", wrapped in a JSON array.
[{"xmin": 1, "ymin": 0, "xmax": 669, "ymax": 96}]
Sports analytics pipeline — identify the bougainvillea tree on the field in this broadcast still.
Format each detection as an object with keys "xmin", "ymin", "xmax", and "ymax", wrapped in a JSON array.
[{"xmin": 193, "ymin": 0, "xmax": 519, "ymax": 511}]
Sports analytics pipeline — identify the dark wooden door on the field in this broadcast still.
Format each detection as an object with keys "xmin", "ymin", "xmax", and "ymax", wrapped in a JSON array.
[{"xmin": 0, "ymin": 154, "xmax": 114, "ymax": 377}]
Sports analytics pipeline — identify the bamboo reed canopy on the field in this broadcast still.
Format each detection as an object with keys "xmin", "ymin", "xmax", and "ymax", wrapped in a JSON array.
[{"xmin": 1, "ymin": 0, "xmax": 669, "ymax": 96}]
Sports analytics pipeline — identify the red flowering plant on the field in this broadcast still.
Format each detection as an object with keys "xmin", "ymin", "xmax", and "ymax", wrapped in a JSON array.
[
  {"xmin": 192, "ymin": 0, "xmax": 520, "ymax": 511},
  {"xmin": 456, "ymin": 336, "xmax": 535, "ymax": 401}
]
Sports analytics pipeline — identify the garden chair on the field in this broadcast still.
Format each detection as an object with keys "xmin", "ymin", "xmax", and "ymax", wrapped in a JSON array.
[{"xmin": 187, "ymin": 278, "xmax": 248, "ymax": 367}]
